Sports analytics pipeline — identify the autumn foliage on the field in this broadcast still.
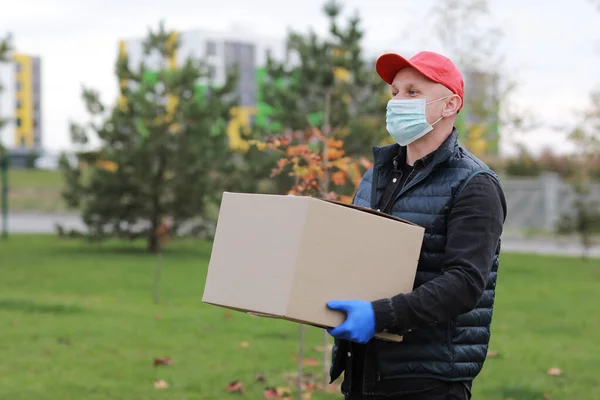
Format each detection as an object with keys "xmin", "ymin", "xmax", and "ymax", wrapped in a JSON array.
[{"xmin": 249, "ymin": 128, "xmax": 373, "ymax": 202}]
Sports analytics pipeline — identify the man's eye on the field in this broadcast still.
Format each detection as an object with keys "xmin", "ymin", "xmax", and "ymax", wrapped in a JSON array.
[{"xmin": 408, "ymin": 89, "xmax": 417, "ymax": 96}]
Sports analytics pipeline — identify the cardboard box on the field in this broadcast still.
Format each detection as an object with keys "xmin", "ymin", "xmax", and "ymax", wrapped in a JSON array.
[{"xmin": 202, "ymin": 192, "xmax": 425, "ymax": 342}]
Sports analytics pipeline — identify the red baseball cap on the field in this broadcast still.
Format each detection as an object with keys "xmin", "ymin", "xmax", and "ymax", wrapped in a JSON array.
[{"xmin": 376, "ymin": 51, "xmax": 464, "ymax": 111}]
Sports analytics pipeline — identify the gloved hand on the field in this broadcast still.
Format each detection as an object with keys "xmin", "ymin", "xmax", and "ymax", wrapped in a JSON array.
[{"xmin": 326, "ymin": 300, "xmax": 376, "ymax": 344}]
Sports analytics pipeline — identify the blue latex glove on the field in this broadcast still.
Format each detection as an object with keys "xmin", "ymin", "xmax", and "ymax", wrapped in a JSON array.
[{"xmin": 326, "ymin": 300, "xmax": 376, "ymax": 344}]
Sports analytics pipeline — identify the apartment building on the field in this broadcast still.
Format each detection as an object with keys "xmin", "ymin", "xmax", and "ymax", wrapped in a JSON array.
[{"xmin": 0, "ymin": 53, "xmax": 42, "ymax": 151}]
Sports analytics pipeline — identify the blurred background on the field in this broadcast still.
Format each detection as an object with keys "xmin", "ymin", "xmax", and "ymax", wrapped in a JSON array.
[{"xmin": 0, "ymin": 0, "xmax": 599, "ymax": 399}]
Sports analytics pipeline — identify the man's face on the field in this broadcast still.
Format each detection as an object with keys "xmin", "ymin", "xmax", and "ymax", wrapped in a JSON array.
[{"xmin": 390, "ymin": 67, "xmax": 456, "ymax": 125}]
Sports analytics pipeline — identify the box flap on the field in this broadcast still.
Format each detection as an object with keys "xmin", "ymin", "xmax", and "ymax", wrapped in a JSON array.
[{"xmin": 322, "ymin": 199, "xmax": 421, "ymax": 227}]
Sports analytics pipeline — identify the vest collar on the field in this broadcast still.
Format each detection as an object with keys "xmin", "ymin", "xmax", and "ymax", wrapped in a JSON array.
[{"xmin": 372, "ymin": 128, "xmax": 459, "ymax": 171}]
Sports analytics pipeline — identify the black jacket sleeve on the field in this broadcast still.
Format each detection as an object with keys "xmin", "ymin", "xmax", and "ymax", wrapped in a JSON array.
[{"xmin": 371, "ymin": 172, "xmax": 507, "ymax": 334}]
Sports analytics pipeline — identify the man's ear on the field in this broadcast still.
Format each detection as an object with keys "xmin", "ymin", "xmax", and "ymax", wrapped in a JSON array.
[{"xmin": 443, "ymin": 95, "xmax": 462, "ymax": 117}]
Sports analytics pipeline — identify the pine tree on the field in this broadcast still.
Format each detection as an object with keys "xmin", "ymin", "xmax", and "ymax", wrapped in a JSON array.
[
  {"xmin": 256, "ymin": 0, "xmax": 389, "ymax": 161},
  {"xmin": 60, "ymin": 22, "xmax": 238, "ymax": 253}
]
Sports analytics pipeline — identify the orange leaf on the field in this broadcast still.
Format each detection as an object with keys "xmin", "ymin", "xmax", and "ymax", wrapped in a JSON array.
[
  {"xmin": 226, "ymin": 380, "xmax": 245, "ymax": 393},
  {"xmin": 332, "ymin": 158, "xmax": 350, "ymax": 172},
  {"xmin": 327, "ymin": 138, "xmax": 344, "ymax": 149},
  {"xmin": 276, "ymin": 158, "xmax": 289, "ymax": 169},
  {"xmin": 240, "ymin": 341, "xmax": 249, "ymax": 348},
  {"xmin": 153, "ymin": 357, "xmax": 173, "ymax": 366},
  {"xmin": 287, "ymin": 144, "xmax": 310, "ymax": 157},
  {"xmin": 331, "ymin": 170, "xmax": 347, "ymax": 186},
  {"xmin": 327, "ymin": 148, "xmax": 345, "ymax": 161}
]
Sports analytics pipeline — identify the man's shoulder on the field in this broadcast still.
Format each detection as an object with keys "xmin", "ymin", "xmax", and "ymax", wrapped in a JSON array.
[
  {"xmin": 450, "ymin": 144, "xmax": 500, "ymax": 181},
  {"xmin": 358, "ymin": 166, "xmax": 375, "ymax": 184}
]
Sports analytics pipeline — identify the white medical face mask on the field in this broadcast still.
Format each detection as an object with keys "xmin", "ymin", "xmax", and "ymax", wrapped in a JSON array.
[{"xmin": 385, "ymin": 96, "xmax": 451, "ymax": 146}]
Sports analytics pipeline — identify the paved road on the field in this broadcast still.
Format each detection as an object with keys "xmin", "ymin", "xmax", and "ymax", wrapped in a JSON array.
[
  {"xmin": 2, "ymin": 212, "xmax": 599, "ymax": 258},
  {"xmin": 3, "ymin": 212, "xmax": 86, "ymax": 233}
]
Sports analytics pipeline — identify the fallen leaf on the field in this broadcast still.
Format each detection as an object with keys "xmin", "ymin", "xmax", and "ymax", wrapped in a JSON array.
[
  {"xmin": 292, "ymin": 355, "xmax": 319, "ymax": 367},
  {"xmin": 153, "ymin": 357, "xmax": 173, "ymax": 366},
  {"xmin": 226, "ymin": 380, "xmax": 245, "ymax": 393},
  {"xmin": 302, "ymin": 381, "xmax": 317, "ymax": 392},
  {"xmin": 547, "ymin": 367, "xmax": 562, "ymax": 376},
  {"xmin": 487, "ymin": 350, "xmax": 499, "ymax": 358},
  {"xmin": 302, "ymin": 392, "xmax": 313, "ymax": 400},
  {"xmin": 240, "ymin": 341, "xmax": 249, "ymax": 348},
  {"xmin": 544, "ymin": 394, "xmax": 550, "ymax": 399},
  {"xmin": 154, "ymin": 314, "xmax": 162, "ymax": 320},
  {"xmin": 276, "ymin": 386, "xmax": 293, "ymax": 397},
  {"xmin": 224, "ymin": 311, "xmax": 232, "ymax": 319},
  {"xmin": 263, "ymin": 387, "xmax": 279, "ymax": 399},
  {"xmin": 303, "ymin": 358, "xmax": 319, "ymax": 367},
  {"xmin": 256, "ymin": 372, "xmax": 267, "ymax": 383},
  {"xmin": 313, "ymin": 344, "xmax": 333, "ymax": 353},
  {"xmin": 154, "ymin": 379, "xmax": 169, "ymax": 389},
  {"xmin": 501, "ymin": 324, "xmax": 508, "ymax": 331}
]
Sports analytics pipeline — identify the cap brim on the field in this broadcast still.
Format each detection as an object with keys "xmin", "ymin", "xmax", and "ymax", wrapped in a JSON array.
[{"xmin": 376, "ymin": 53, "xmax": 413, "ymax": 85}]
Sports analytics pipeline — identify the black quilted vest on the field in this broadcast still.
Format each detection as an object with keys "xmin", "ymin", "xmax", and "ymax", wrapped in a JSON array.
[{"xmin": 329, "ymin": 129, "xmax": 501, "ymax": 396}]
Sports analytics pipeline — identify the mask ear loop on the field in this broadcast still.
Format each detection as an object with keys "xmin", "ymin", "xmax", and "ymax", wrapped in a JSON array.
[
  {"xmin": 426, "ymin": 94, "xmax": 454, "ymax": 105},
  {"xmin": 428, "ymin": 94, "xmax": 458, "ymax": 126},
  {"xmin": 431, "ymin": 116, "xmax": 444, "ymax": 126}
]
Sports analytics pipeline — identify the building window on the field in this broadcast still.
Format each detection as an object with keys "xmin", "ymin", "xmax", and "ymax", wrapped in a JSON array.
[
  {"xmin": 16, "ymin": 118, "xmax": 21, "ymax": 127},
  {"xmin": 16, "ymin": 100, "xmax": 21, "ymax": 109},
  {"xmin": 20, "ymin": 136, "xmax": 25, "ymax": 147},
  {"xmin": 15, "ymin": 63, "xmax": 21, "ymax": 73},
  {"xmin": 206, "ymin": 40, "xmax": 217, "ymax": 56},
  {"xmin": 207, "ymin": 65, "xmax": 216, "ymax": 79},
  {"xmin": 16, "ymin": 81, "xmax": 21, "ymax": 91},
  {"xmin": 34, "ymin": 119, "xmax": 38, "ymax": 128}
]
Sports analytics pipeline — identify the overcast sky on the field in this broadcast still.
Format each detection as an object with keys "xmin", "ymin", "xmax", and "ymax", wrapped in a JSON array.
[{"xmin": 1, "ymin": 0, "xmax": 599, "ymax": 156}]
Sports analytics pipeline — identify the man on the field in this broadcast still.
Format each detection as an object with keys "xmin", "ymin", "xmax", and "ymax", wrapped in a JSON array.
[{"xmin": 325, "ymin": 51, "xmax": 507, "ymax": 399}]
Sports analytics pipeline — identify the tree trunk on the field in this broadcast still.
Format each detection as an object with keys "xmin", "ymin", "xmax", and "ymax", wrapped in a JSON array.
[
  {"xmin": 297, "ymin": 324, "xmax": 304, "ymax": 400},
  {"xmin": 321, "ymin": 87, "xmax": 333, "ymax": 389},
  {"xmin": 321, "ymin": 88, "xmax": 332, "ymax": 196},
  {"xmin": 153, "ymin": 250, "xmax": 163, "ymax": 304},
  {"xmin": 147, "ymin": 226, "xmax": 161, "ymax": 253}
]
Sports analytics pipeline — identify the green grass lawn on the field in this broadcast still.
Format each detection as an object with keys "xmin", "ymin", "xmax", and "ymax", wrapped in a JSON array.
[
  {"xmin": 6, "ymin": 169, "xmax": 66, "ymax": 213},
  {"xmin": 1, "ymin": 236, "xmax": 599, "ymax": 399}
]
